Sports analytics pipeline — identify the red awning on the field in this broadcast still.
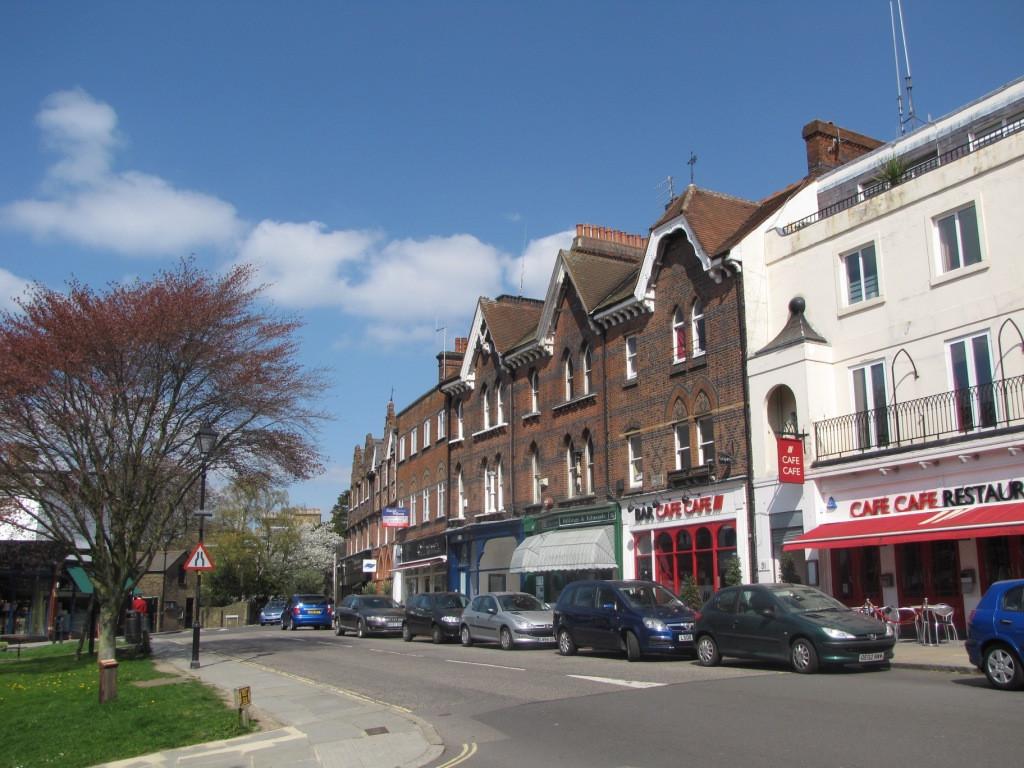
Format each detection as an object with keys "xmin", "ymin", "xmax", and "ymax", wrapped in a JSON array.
[{"xmin": 783, "ymin": 502, "xmax": 1024, "ymax": 551}]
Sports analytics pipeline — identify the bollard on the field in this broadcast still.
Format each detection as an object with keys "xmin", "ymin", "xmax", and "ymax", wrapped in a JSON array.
[{"xmin": 98, "ymin": 658, "xmax": 118, "ymax": 703}]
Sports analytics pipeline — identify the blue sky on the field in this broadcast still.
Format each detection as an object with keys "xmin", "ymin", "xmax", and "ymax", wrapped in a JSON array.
[{"xmin": 2, "ymin": 2, "xmax": 1022, "ymax": 518}]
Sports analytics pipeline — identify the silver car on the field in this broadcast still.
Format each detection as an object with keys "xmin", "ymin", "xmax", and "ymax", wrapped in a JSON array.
[{"xmin": 460, "ymin": 592, "xmax": 555, "ymax": 650}]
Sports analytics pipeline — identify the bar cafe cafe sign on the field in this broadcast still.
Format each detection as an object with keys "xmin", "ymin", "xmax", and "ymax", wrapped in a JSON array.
[
  {"xmin": 632, "ymin": 494, "xmax": 725, "ymax": 523},
  {"xmin": 845, "ymin": 479, "xmax": 1024, "ymax": 518}
]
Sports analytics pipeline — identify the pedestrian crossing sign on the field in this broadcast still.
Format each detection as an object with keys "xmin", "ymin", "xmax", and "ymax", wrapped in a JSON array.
[{"xmin": 184, "ymin": 542, "xmax": 216, "ymax": 571}]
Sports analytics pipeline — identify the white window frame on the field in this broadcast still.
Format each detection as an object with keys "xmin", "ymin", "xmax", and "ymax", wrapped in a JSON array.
[
  {"xmin": 625, "ymin": 335, "xmax": 638, "ymax": 380},
  {"xmin": 851, "ymin": 360, "xmax": 889, "ymax": 450},
  {"xmin": 456, "ymin": 469, "xmax": 465, "ymax": 519},
  {"xmin": 691, "ymin": 299, "xmax": 706, "ymax": 357},
  {"xmin": 584, "ymin": 437, "xmax": 594, "ymax": 495},
  {"xmin": 481, "ymin": 385, "xmax": 490, "ymax": 430},
  {"xmin": 567, "ymin": 441, "xmax": 581, "ymax": 497},
  {"xmin": 399, "ymin": 435, "xmax": 406, "ymax": 462},
  {"xmin": 531, "ymin": 448, "xmax": 541, "ymax": 504},
  {"xmin": 410, "ymin": 492, "xmax": 417, "ymax": 526},
  {"xmin": 530, "ymin": 369, "xmax": 540, "ymax": 412},
  {"xmin": 672, "ymin": 309, "xmax": 687, "ymax": 363},
  {"xmin": 437, "ymin": 409, "xmax": 446, "ymax": 440},
  {"xmin": 422, "ymin": 486, "xmax": 430, "ymax": 522},
  {"xmin": 628, "ymin": 435, "xmax": 643, "ymax": 487},
  {"xmin": 947, "ymin": 331, "xmax": 997, "ymax": 432},
  {"xmin": 410, "ymin": 426, "xmax": 418, "ymax": 454},
  {"xmin": 437, "ymin": 480, "xmax": 446, "ymax": 518},
  {"xmin": 674, "ymin": 423, "xmax": 691, "ymax": 470},
  {"xmin": 456, "ymin": 400, "xmax": 464, "ymax": 439},
  {"xmin": 842, "ymin": 243, "xmax": 880, "ymax": 305},
  {"xmin": 582, "ymin": 345, "xmax": 592, "ymax": 394},
  {"xmin": 496, "ymin": 383, "xmax": 505, "ymax": 424},
  {"xmin": 935, "ymin": 203, "xmax": 982, "ymax": 275},
  {"xmin": 423, "ymin": 418, "xmax": 430, "ymax": 446},
  {"xmin": 564, "ymin": 354, "xmax": 574, "ymax": 401},
  {"xmin": 696, "ymin": 416, "xmax": 715, "ymax": 466}
]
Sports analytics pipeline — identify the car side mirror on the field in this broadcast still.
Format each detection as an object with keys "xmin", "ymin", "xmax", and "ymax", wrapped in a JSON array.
[
  {"xmin": 758, "ymin": 606, "xmax": 775, "ymax": 619},
  {"xmin": 488, "ymin": 607, "xmax": 497, "ymax": 615},
  {"xmin": 601, "ymin": 602, "xmax": 617, "ymax": 612}
]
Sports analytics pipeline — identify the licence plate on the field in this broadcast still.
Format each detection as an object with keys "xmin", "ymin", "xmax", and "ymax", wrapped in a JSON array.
[
  {"xmin": 307, "ymin": 609, "xmax": 321, "ymax": 615},
  {"xmin": 678, "ymin": 633, "xmax": 693, "ymax": 642},
  {"xmin": 859, "ymin": 652, "xmax": 885, "ymax": 663}
]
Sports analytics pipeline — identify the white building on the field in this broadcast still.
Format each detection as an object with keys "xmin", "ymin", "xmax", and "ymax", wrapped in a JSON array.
[{"xmin": 740, "ymin": 77, "xmax": 1024, "ymax": 633}]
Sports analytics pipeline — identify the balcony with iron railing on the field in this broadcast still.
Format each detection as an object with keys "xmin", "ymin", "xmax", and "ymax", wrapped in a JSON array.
[
  {"xmin": 781, "ymin": 116, "xmax": 1024, "ymax": 235},
  {"xmin": 814, "ymin": 374, "xmax": 1024, "ymax": 462}
]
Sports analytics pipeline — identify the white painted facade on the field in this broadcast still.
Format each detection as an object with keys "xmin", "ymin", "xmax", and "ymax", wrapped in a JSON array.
[{"xmin": 739, "ymin": 79, "xmax": 1024, "ymax": 622}]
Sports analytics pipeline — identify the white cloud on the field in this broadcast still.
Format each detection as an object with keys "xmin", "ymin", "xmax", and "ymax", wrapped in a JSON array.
[
  {"xmin": 510, "ymin": 229, "xmax": 574, "ymax": 297},
  {"xmin": 237, "ymin": 220, "xmax": 378, "ymax": 306},
  {"xmin": 0, "ymin": 267, "xmax": 31, "ymax": 311},
  {"xmin": 2, "ymin": 89, "xmax": 243, "ymax": 256}
]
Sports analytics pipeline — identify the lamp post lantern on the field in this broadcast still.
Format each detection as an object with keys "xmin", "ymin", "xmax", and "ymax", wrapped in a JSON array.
[{"xmin": 190, "ymin": 424, "xmax": 218, "ymax": 669}]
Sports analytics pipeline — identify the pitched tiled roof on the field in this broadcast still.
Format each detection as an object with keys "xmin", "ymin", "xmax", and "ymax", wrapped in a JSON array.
[
  {"xmin": 715, "ymin": 177, "xmax": 811, "ymax": 256},
  {"xmin": 651, "ymin": 185, "xmax": 758, "ymax": 256},
  {"xmin": 479, "ymin": 295, "xmax": 544, "ymax": 353},
  {"xmin": 562, "ymin": 248, "xmax": 642, "ymax": 314}
]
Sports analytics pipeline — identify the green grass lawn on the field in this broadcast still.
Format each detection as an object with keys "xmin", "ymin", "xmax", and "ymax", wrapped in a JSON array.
[{"xmin": 0, "ymin": 645, "xmax": 254, "ymax": 768}]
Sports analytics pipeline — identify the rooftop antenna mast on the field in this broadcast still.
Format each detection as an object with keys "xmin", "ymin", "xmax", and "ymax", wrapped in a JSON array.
[
  {"xmin": 890, "ymin": 0, "xmax": 917, "ymax": 134},
  {"xmin": 435, "ymin": 318, "xmax": 447, "ymax": 366},
  {"xmin": 656, "ymin": 176, "xmax": 675, "ymax": 207},
  {"xmin": 518, "ymin": 220, "xmax": 527, "ymax": 294},
  {"xmin": 687, "ymin": 152, "xmax": 698, "ymax": 185}
]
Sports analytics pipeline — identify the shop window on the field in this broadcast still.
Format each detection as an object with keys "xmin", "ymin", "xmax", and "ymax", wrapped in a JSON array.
[
  {"xmin": 718, "ymin": 525, "xmax": 736, "ymax": 548},
  {"xmin": 656, "ymin": 532, "xmax": 673, "ymax": 552},
  {"xmin": 634, "ymin": 533, "xmax": 653, "ymax": 581},
  {"xmin": 676, "ymin": 529, "xmax": 692, "ymax": 550},
  {"xmin": 979, "ymin": 536, "xmax": 1024, "ymax": 588},
  {"xmin": 695, "ymin": 527, "xmax": 712, "ymax": 549},
  {"xmin": 650, "ymin": 521, "xmax": 735, "ymax": 600}
]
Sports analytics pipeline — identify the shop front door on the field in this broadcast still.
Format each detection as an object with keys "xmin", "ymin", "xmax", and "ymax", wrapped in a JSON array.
[
  {"xmin": 896, "ymin": 541, "xmax": 964, "ymax": 632},
  {"xmin": 830, "ymin": 547, "xmax": 883, "ymax": 608}
]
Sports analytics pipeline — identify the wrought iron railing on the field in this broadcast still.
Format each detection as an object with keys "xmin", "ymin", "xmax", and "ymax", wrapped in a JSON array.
[
  {"xmin": 782, "ymin": 117, "xmax": 1024, "ymax": 235},
  {"xmin": 814, "ymin": 374, "xmax": 1024, "ymax": 461}
]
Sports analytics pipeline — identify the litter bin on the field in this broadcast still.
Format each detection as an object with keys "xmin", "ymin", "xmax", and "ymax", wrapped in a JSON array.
[
  {"xmin": 124, "ymin": 612, "xmax": 142, "ymax": 644},
  {"xmin": 98, "ymin": 659, "xmax": 118, "ymax": 703}
]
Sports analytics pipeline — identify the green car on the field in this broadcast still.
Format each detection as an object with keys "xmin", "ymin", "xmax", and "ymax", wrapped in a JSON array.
[{"xmin": 694, "ymin": 584, "xmax": 895, "ymax": 674}]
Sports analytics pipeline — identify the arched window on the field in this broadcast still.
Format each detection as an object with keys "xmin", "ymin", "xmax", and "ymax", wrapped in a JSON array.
[
  {"xmin": 566, "ymin": 439, "xmax": 581, "ymax": 497},
  {"xmin": 456, "ymin": 400, "xmax": 464, "ymax": 439},
  {"xmin": 529, "ymin": 369, "xmax": 539, "ymax": 413},
  {"xmin": 495, "ymin": 382, "xmax": 505, "ymax": 424},
  {"xmin": 563, "ymin": 351, "xmax": 575, "ymax": 401},
  {"xmin": 584, "ymin": 435, "xmax": 595, "ymax": 495},
  {"xmin": 691, "ymin": 299, "xmax": 706, "ymax": 355},
  {"xmin": 481, "ymin": 384, "xmax": 491, "ymax": 429},
  {"xmin": 530, "ymin": 445, "xmax": 541, "ymax": 504},
  {"xmin": 456, "ymin": 466, "xmax": 465, "ymax": 519},
  {"xmin": 673, "ymin": 308, "xmax": 687, "ymax": 362},
  {"xmin": 581, "ymin": 344, "xmax": 592, "ymax": 394}
]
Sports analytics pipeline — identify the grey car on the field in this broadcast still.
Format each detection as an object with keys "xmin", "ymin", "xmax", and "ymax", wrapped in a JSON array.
[
  {"xmin": 460, "ymin": 592, "xmax": 555, "ymax": 650},
  {"xmin": 335, "ymin": 594, "xmax": 405, "ymax": 637}
]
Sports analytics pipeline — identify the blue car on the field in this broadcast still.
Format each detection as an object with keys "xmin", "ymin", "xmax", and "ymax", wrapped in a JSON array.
[
  {"xmin": 259, "ymin": 599, "xmax": 287, "ymax": 625},
  {"xmin": 281, "ymin": 594, "xmax": 334, "ymax": 631},
  {"xmin": 553, "ymin": 579, "xmax": 696, "ymax": 661},
  {"xmin": 966, "ymin": 578, "xmax": 1024, "ymax": 690}
]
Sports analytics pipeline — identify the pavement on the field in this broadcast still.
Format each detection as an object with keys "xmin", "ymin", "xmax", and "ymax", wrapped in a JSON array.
[{"xmin": 74, "ymin": 634, "xmax": 974, "ymax": 768}]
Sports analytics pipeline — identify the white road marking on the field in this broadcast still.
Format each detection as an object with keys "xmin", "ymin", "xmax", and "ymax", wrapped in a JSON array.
[
  {"xmin": 369, "ymin": 648, "xmax": 424, "ymax": 657},
  {"xmin": 446, "ymin": 659, "xmax": 525, "ymax": 672},
  {"xmin": 566, "ymin": 674, "xmax": 666, "ymax": 689}
]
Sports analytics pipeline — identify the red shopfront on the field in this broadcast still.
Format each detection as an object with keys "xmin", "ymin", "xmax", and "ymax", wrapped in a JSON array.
[
  {"xmin": 630, "ymin": 493, "xmax": 738, "ymax": 603},
  {"xmin": 785, "ymin": 480, "xmax": 1024, "ymax": 632}
]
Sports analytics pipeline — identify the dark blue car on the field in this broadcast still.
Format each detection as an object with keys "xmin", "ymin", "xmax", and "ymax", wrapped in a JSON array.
[
  {"xmin": 966, "ymin": 578, "xmax": 1024, "ymax": 690},
  {"xmin": 553, "ymin": 579, "xmax": 696, "ymax": 661}
]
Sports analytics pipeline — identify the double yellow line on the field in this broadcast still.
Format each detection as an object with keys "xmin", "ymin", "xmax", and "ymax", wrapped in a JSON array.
[{"xmin": 436, "ymin": 742, "xmax": 478, "ymax": 767}]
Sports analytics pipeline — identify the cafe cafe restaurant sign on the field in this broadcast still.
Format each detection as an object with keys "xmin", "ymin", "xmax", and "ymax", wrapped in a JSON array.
[{"xmin": 840, "ymin": 479, "xmax": 1024, "ymax": 518}]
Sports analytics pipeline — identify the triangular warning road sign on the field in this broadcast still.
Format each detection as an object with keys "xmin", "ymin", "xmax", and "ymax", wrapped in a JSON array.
[{"xmin": 184, "ymin": 542, "xmax": 216, "ymax": 571}]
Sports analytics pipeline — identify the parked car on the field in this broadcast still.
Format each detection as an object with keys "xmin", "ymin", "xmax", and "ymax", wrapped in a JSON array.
[
  {"xmin": 694, "ymin": 583, "xmax": 895, "ymax": 674},
  {"xmin": 460, "ymin": 592, "xmax": 554, "ymax": 650},
  {"xmin": 280, "ymin": 594, "xmax": 333, "ymax": 631},
  {"xmin": 259, "ymin": 598, "xmax": 287, "ymax": 626},
  {"xmin": 553, "ymin": 580, "xmax": 696, "ymax": 661},
  {"xmin": 335, "ymin": 594, "xmax": 405, "ymax": 637},
  {"xmin": 403, "ymin": 592, "xmax": 469, "ymax": 643},
  {"xmin": 966, "ymin": 578, "xmax": 1024, "ymax": 690}
]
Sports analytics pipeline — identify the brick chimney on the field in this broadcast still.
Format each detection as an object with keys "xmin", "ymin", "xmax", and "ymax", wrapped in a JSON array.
[
  {"xmin": 438, "ymin": 337, "xmax": 468, "ymax": 383},
  {"xmin": 802, "ymin": 120, "xmax": 884, "ymax": 177},
  {"xmin": 575, "ymin": 223, "xmax": 647, "ymax": 250}
]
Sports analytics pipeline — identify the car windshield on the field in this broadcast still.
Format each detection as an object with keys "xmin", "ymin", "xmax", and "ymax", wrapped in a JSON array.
[
  {"xmin": 264, "ymin": 601, "xmax": 286, "ymax": 609},
  {"xmin": 296, "ymin": 595, "xmax": 326, "ymax": 604},
  {"xmin": 437, "ymin": 594, "xmax": 469, "ymax": 609},
  {"xmin": 498, "ymin": 594, "xmax": 545, "ymax": 612},
  {"xmin": 772, "ymin": 586, "xmax": 848, "ymax": 613},
  {"xmin": 359, "ymin": 597, "xmax": 399, "ymax": 609},
  {"xmin": 620, "ymin": 584, "xmax": 684, "ymax": 609}
]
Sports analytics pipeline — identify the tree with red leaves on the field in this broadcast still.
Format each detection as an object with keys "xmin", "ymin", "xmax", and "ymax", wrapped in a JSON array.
[{"xmin": 0, "ymin": 261, "xmax": 325, "ymax": 661}]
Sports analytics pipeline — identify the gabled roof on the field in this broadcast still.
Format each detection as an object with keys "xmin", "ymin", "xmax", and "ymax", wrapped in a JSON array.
[
  {"xmin": 562, "ymin": 247, "xmax": 642, "ymax": 314},
  {"xmin": 446, "ymin": 295, "xmax": 544, "ymax": 391},
  {"xmin": 651, "ymin": 185, "xmax": 759, "ymax": 256},
  {"xmin": 716, "ymin": 177, "xmax": 811, "ymax": 256}
]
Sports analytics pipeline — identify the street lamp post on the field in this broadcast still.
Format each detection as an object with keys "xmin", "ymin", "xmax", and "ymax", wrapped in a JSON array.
[{"xmin": 190, "ymin": 424, "xmax": 218, "ymax": 669}]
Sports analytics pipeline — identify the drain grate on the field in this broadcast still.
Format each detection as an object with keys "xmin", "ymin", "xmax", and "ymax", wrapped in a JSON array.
[{"xmin": 364, "ymin": 726, "xmax": 389, "ymax": 736}]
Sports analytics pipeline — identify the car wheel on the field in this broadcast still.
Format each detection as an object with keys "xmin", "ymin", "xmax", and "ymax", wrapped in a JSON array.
[
  {"xmin": 356, "ymin": 619, "xmax": 368, "ymax": 638},
  {"xmin": 624, "ymin": 631, "xmax": 642, "ymax": 662},
  {"xmin": 983, "ymin": 644, "xmax": 1024, "ymax": 691},
  {"xmin": 432, "ymin": 624, "xmax": 444, "ymax": 645},
  {"xmin": 280, "ymin": 619, "xmax": 287, "ymax": 631},
  {"xmin": 790, "ymin": 638, "xmax": 819, "ymax": 674},
  {"xmin": 335, "ymin": 621, "xmax": 345, "ymax": 637},
  {"xmin": 290, "ymin": 620, "xmax": 297, "ymax": 631},
  {"xmin": 402, "ymin": 622, "xmax": 413, "ymax": 642},
  {"xmin": 558, "ymin": 628, "xmax": 577, "ymax": 656},
  {"xmin": 499, "ymin": 626, "xmax": 515, "ymax": 651},
  {"xmin": 460, "ymin": 624, "xmax": 473, "ymax": 646},
  {"xmin": 696, "ymin": 634, "xmax": 721, "ymax": 666}
]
